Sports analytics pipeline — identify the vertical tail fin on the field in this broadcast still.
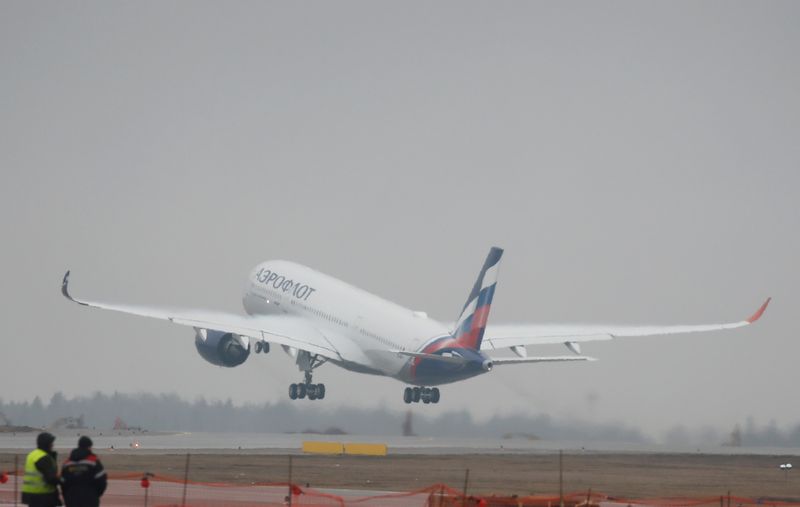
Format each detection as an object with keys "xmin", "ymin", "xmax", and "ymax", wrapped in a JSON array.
[{"xmin": 452, "ymin": 247, "xmax": 503, "ymax": 350}]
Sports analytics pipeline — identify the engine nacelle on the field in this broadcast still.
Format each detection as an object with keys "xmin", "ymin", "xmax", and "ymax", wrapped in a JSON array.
[{"xmin": 194, "ymin": 328, "xmax": 251, "ymax": 367}]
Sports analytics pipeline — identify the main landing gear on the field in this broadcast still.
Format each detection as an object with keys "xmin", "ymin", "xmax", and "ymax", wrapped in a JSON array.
[
  {"xmin": 403, "ymin": 387, "xmax": 440, "ymax": 404},
  {"xmin": 289, "ymin": 379, "xmax": 326, "ymax": 400},
  {"xmin": 289, "ymin": 353, "xmax": 326, "ymax": 401}
]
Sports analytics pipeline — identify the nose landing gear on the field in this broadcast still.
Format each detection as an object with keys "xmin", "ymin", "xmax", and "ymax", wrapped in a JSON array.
[{"xmin": 403, "ymin": 386, "xmax": 440, "ymax": 404}]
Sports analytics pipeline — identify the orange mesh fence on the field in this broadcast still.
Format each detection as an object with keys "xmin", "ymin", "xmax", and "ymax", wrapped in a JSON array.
[
  {"xmin": 599, "ymin": 495, "xmax": 800, "ymax": 507},
  {"xmin": 1, "ymin": 471, "xmax": 799, "ymax": 507}
]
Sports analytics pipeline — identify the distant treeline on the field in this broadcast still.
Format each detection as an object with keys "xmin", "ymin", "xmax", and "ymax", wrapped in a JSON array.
[
  {"xmin": 0, "ymin": 392, "xmax": 643, "ymax": 440},
  {"xmin": 1, "ymin": 392, "xmax": 797, "ymax": 446}
]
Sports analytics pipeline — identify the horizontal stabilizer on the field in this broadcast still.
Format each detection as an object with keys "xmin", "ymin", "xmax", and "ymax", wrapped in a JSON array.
[
  {"xmin": 491, "ymin": 355, "xmax": 596, "ymax": 365},
  {"xmin": 482, "ymin": 297, "xmax": 772, "ymax": 351}
]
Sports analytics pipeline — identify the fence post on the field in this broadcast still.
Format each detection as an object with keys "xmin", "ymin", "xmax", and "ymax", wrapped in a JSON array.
[
  {"xmin": 462, "ymin": 468, "xmax": 470, "ymax": 507},
  {"xmin": 181, "ymin": 453, "xmax": 190, "ymax": 507},
  {"xmin": 14, "ymin": 454, "xmax": 18, "ymax": 507},
  {"xmin": 287, "ymin": 455, "xmax": 293, "ymax": 507},
  {"xmin": 559, "ymin": 450, "xmax": 564, "ymax": 507},
  {"xmin": 141, "ymin": 472, "xmax": 154, "ymax": 507}
]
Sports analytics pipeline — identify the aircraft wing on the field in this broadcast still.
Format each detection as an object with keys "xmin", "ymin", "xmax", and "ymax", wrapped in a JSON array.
[
  {"xmin": 61, "ymin": 271, "xmax": 342, "ymax": 360},
  {"xmin": 481, "ymin": 298, "xmax": 771, "ymax": 351}
]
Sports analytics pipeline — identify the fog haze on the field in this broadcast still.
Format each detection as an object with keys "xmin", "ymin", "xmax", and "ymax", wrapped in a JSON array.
[{"xmin": 1, "ymin": 1, "xmax": 798, "ymax": 439}]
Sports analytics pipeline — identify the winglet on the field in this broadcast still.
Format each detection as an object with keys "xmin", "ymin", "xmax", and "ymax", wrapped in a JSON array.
[
  {"xmin": 61, "ymin": 270, "xmax": 87, "ymax": 306},
  {"xmin": 61, "ymin": 270, "xmax": 72, "ymax": 299},
  {"xmin": 746, "ymin": 297, "xmax": 771, "ymax": 324}
]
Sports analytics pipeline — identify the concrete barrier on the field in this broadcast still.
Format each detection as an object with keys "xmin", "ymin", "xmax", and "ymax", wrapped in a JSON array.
[
  {"xmin": 343, "ymin": 443, "xmax": 388, "ymax": 456},
  {"xmin": 302, "ymin": 441, "xmax": 344, "ymax": 455}
]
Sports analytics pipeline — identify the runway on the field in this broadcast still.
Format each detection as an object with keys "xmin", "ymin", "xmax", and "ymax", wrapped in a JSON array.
[{"xmin": 1, "ymin": 431, "xmax": 798, "ymax": 455}]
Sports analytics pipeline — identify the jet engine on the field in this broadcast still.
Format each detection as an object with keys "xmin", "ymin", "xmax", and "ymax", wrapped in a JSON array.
[{"xmin": 194, "ymin": 328, "xmax": 251, "ymax": 367}]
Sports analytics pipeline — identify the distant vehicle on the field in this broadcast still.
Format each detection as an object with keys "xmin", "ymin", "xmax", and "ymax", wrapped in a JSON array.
[
  {"xmin": 48, "ymin": 415, "xmax": 85, "ymax": 430},
  {"xmin": 62, "ymin": 247, "xmax": 769, "ymax": 405}
]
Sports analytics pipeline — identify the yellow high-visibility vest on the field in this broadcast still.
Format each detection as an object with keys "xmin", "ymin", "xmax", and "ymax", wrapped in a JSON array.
[{"xmin": 22, "ymin": 449, "xmax": 57, "ymax": 495}]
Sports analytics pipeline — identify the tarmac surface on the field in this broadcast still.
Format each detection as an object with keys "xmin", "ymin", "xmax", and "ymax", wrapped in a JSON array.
[
  {"xmin": 1, "ymin": 451, "xmax": 799, "ymax": 499},
  {"xmin": 1, "ymin": 433, "xmax": 798, "ymax": 501}
]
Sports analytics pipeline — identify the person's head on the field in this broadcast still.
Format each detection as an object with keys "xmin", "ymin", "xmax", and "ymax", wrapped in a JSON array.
[
  {"xmin": 77, "ymin": 436, "xmax": 93, "ymax": 451},
  {"xmin": 36, "ymin": 432, "xmax": 55, "ymax": 452}
]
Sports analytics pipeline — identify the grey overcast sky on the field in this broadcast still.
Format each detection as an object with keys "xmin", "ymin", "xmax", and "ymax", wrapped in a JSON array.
[{"xmin": 1, "ymin": 1, "xmax": 798, "ymax": 439}]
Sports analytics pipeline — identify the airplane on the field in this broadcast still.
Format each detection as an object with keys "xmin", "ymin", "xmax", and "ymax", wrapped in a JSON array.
[{"xmin": 61, "ymin": 247, "xmax": 770, "ymax": 404}]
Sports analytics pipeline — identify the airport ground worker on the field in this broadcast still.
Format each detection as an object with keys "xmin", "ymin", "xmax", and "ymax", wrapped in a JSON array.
[
  {"xmin": 61, "ymin": 436, "xmax": 107, "ymax": 507},
  {"xmin": 22, "ymin": 432, "xmax": 62, "ymax": 507}
]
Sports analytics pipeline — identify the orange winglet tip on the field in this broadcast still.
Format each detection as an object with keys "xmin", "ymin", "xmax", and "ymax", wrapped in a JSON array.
[{"xmin": 746, "ymin": 297, "xmax": 771, "ymax": 323}]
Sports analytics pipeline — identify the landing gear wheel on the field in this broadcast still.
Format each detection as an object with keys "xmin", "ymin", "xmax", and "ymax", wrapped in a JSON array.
[
  {"xmin": 431, "ymin": 387, "xmax": 440, "ymax": 404},
  {"xmin": 316, "ymin": 384, "xmax": 326, "ymax": 400},
  {"xmin": 289, "ymin": 384, "xmax": 298, "ymax": 400},
  {"xmin": 307, "ymin": 384, "xmax": 318, "ymax": 401},
  {"xmin": 412, "ymin": 387, "xmax": 421, "ymax": 403},
  {"xmin": 421, "ymin": 387, "xmax": 431, "ymax": 404},
  {"xmin": 298, "ymin": 383, "xmax": 307, "ymax": 399},
  {"xmin": 255, "ymin": 341, "xmax": 263, "ymax": 353},
  {"xmin": 403, "ymin": 387, "xmax": 413, "ymax": 404}
]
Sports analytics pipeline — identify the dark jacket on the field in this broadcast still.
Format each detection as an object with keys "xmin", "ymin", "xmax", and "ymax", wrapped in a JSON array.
[
  {"xmin": 60, "ymin": 449, "xmax": 107, "ymax": 507},
  {"xmin": 21, "ymin": 451, "xmax": 61, "ymax": 507}
]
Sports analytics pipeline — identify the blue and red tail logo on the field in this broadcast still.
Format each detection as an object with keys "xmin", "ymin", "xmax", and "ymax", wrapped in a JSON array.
[
  {"xmin": 451, "ymin": 246, "xmax": 503, "ymax": 350},
  {"xmin": 407, "ymin": 247, "xmax": 503, "ymax": 383}
]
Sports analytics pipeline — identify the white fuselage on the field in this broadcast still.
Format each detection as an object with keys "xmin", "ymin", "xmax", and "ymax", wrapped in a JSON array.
[{"xmin": 241, "ymin": 260, "xmax": 451, "ymax": 382}]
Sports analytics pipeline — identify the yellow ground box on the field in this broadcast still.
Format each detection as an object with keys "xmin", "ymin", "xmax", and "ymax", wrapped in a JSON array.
[
  {"xmin": 343, "ymin": 442, "xmax": 388, "ymax": 456},
  {"xmin": 302, "ymin": 441, "xmax": 344, "ymax": 455}
]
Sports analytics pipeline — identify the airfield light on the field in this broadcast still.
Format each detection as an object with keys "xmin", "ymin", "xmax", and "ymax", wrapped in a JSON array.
[
  {"xmin": 0, "ymin": 472, "xmax": 8, "ymax": 484},
  {"xmin": 780, "ymin": 463, "xmax": 793, "ymax": 482}
]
